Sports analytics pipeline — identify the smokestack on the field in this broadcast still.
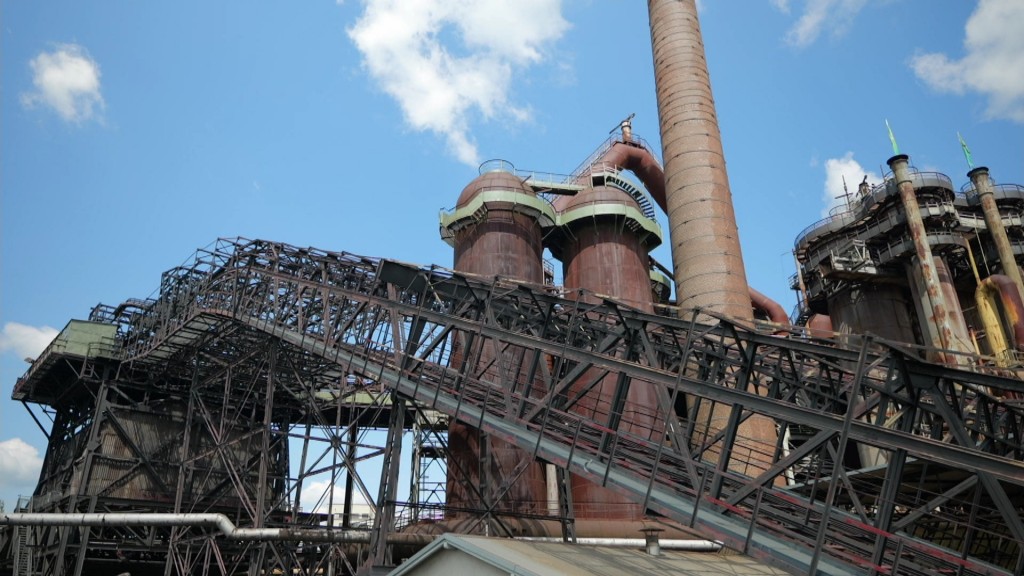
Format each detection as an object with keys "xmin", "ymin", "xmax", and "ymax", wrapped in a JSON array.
[
  {"xmin": 969, "ymin": 166, "xmax": 1024, "ymax": 296},
  {"xmin": 648, "ymin": 0, "xmax": 751, "ymax": 321},
  {"xmin": 648, "ymin": 0, "xmax": 775, "ymax": 481},
  {"xmin": 888, "ymin": 154, "xmax": 969, "ymax": 364}
]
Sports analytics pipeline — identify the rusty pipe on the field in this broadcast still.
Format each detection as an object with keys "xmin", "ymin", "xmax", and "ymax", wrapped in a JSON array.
[
  {"xmin": 888, "ymin": 154, "xmax": 962, "ymax": 363},
  {"xmin": 977, "ymin": 274, "xmax": 1024, "ymax": 360},
  {"xmin": 748, "ymin": 285, "xmax": 790, "ymax": 330},
  {"xmin": 970, "ymin": 167, "xmax": 1024, "ymax": 298},
  {"xmin": 594, "ymin": 142, "xmax": 667, "ymax": 212},
  {"xmin": 806, "ymin": 314, "xmax": 834, "ymax": 339}
]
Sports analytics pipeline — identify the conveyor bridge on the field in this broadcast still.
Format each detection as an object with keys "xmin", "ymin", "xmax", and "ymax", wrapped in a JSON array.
[{"xmin": 10, "ymin": 237, "xmax": 1024, "ymax": 575}]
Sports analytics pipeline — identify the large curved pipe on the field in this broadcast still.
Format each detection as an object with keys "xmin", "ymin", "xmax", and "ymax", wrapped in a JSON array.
[
  {"xmin": 593, "ymin": 141, "xmax": 667, "ymax": 211},
  {"xmin": 594, "ymin": 141, "xmax": 789, "ymax": 328},
  {"xmin": 977, "ymin": 274, "xmax": 1024, "ymax": 355},
  {"xmin": 749, "ymin": 285, "xmax": 789, "ymax": 329}
]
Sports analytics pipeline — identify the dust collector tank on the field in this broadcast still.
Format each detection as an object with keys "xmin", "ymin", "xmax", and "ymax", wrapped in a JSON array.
[
  {"xmin": 442, "ymin": 160, "xmax": 556, "ymax": 281},
  {"xmin": 440, "ymin": 160, "xmax": 556, "ymax": 520},
  {"xmin": 552, "ymin": 183, "xmax": 662, "ymax": 308},
  {"xmin": 549, "ymin": 178, "xmax": 663, "ymax": 520}
]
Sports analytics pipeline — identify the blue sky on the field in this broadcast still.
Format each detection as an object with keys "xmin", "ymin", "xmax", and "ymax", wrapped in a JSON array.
[{"xmin": 2, "ymin": 0, "xmax": 1022, "ymax": 510}]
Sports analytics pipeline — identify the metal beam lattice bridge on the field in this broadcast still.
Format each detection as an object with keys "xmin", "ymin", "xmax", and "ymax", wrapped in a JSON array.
[{"xmin": 8, "ymin": 237, "xmax": 1024, "ymax": 576}]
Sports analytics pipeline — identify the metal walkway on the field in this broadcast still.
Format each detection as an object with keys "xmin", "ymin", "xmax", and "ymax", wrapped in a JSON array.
[{"xmin": 17, "ymin": 238, "xmax": 1024, "ymax": 575}]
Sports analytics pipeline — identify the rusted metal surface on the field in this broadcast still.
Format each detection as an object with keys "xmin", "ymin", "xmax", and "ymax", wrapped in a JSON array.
[
  {"xmin": 593, "ymin": 141, "xmax": 666, "ymax": 212},
  {"xmin": 648, "ymin": 0, "xmax": 751, "ymax": 321},
  {"xmin": 977, "ymin": 274, "xmax": 1024, "ymax": 357},
  {"xmin": 555, "ymin": 187, "xmax": 658, "ymax": 311},
  {"xmin": 748, "ymin": 285, "xmax": 789, "ymax": 329},
  {"xmin": 449, "ymin": 170, "xmax": 549, "ymax": 521},
  {"xmin": 971, "ymin": 166, "xmax": 1024, "ymax": 297},
  {"xmin": 889, "ymin": 154, "xmax": 970, "ymax": 364},
  {"xmin": 646, "ymin": 0, "xmax": 778, "ymax": 481},
  {"xmin": 935, "ymin": 256, "xmax": 973, "ymax": 352},
  {"xmin": 806, "ymin": 313, "xmax": 833, "ymax": 339},
  {"xmin": 647, "ymin": 0, "xmax": 777, "ymax": 477},
  {"xmin": 828, "ymin": 284, "xmax": 917, "ymax": 344},
  {"xmin": 551, "ymin": 185, "xmax": 661, "ymax": 520},
  {"xmin": 452, "ymin": 171, "xmax": 547, "ymax": 283}
]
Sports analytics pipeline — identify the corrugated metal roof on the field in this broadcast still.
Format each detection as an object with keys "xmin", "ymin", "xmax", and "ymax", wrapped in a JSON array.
[{"xmin": 390, "ymin": 534, "xmax": 790, "ymax": 576}]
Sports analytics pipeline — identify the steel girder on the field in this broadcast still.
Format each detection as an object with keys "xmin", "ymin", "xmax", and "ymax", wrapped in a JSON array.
[{"xmin": 20, "ymin": 237, "xmax": 1024, "ymax": 575}]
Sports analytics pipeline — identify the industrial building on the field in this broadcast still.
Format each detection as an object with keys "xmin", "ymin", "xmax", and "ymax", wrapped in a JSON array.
[
  {"xmin": 794, "ymin": 160, "xmax": 1024, "ymax": 367},
  {"xmin": 3, "ymin": 1, "xmax": 1024, "ymax": 575}
]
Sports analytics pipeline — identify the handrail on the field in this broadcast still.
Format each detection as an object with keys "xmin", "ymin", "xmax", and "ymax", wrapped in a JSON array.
[{"xmin": 794, "ymin": 171, "xmax": 957, "ymax": 252}]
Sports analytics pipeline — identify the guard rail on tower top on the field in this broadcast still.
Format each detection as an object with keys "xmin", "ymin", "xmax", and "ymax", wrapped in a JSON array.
[{"xmin": 13, "ymin": 237, "xmax": 1024, "ymax": 576}]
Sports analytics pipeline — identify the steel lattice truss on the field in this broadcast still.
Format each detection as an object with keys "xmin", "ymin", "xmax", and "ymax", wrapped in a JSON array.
[{"xmin": 13, "ymin": 237, "xmax": 1024, "ymax": 575}]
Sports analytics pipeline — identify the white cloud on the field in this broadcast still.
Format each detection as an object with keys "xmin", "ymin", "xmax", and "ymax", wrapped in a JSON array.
[
  {"xmin": 821, "ymin": 152, "xmax": 882, "ymax": 217},
  {"xmin": 21, "ymin": 44, "xmax": 105, "ymax": 123},
  {"xmin": 0, "ymin": 322, "xmax": 59, "ymax": 361},
  {"xmin": 777, "ymin": 0, "xmax": 868, "ymax": 48},
  {"xmin": 347, "ymin": 0, "xmax": 569, "ymax": 166},
  {"xmin": 299, "ymin": 479, "xmax": 370, "ymax": 513},
  {"xmin": 0, "ymin": 438, "xmax": 44, "ymax": 488},
  {"xmin": 910, "ymin": 0, "xmax": 1024, "ymax": 123}
]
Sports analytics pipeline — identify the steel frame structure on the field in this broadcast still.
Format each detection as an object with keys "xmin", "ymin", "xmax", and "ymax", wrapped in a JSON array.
[{"xmin": 7, "ymin": 237, "xmax": 1024, "ymax": 575}]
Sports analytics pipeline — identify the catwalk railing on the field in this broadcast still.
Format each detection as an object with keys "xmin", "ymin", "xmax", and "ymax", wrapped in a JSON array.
[{"xmin": 107, "ymin": 238, "xmax": 1024, "ymax": 575}]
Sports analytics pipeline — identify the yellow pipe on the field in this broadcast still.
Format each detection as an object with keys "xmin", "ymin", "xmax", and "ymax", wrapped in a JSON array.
[{"xmin": 975, "ymin": 281, "xmax": 1011, "ymax": 366}]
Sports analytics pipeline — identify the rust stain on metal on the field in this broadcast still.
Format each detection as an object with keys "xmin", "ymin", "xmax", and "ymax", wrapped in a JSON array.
[
  {"xmin": 551, "ymin": 184, "xmax": 661, "ymax": 519},
  {"xmin": 888, "ymin": 154, "xmax": 964, "ymax": 365},
  {"xmin": 448, "ymin": 169, "xmax": 549, "ymax": 519},
  {"xmin": 971, "ymin": 166, "xmax": 1024, "ymax": 297}
]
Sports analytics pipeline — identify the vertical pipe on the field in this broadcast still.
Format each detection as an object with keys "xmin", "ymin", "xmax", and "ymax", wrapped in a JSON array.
[
  {"xmin": 888, "ymin": 154, "xmax": 961, "ymax": 363},
  {"xmin": 970, "ymin": 167, "xmax": 1024, "ymax": 296},
  {"xmin": 934, "ymin": 256, "xmax": 972, "ymax": 353},
  {"xmin": 648, "ymin": 0, "xmax": 751, "ymax": 321},
  {"xmin": 546, "ymin": 463, "xmax": 559, "ymax": 516}
]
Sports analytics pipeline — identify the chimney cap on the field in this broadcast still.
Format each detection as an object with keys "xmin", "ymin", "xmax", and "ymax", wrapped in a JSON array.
[{"xmin": 886, "ymin": 153, "xmax": 910, "ymax": 167}]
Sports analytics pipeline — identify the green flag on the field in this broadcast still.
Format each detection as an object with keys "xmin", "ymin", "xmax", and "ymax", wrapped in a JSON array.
[
  {"xmin": 958, "ymin": 131, "xmax": 974, "ymax": 169},
  {"xmin": 885, "ymin": 119, "xmax": 899, "ymax": 155}
]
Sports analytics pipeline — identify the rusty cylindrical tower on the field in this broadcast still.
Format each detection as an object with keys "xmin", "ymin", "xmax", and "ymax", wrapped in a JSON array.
[
  {"xmin": 648, "ymin": 0, "xmax": 751, "ymax": 321},
  {"xmin": 439, "ymin": 161, "xmax": 556, "ymax": 520},
  {"xmin": 549, "ymin": 179, "xmax": 665, "ymax": 520}
]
